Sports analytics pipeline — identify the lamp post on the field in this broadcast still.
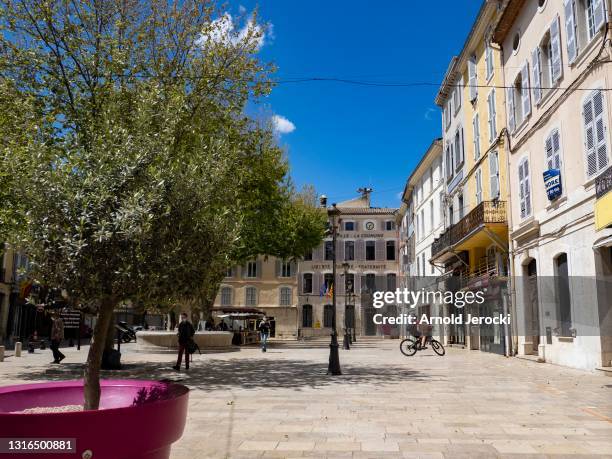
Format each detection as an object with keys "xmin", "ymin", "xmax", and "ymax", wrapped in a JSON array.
[
  {"xmin": 327, "ymin": 203, "xmax": 342, "ymax": 375},
  {"xmin": 341, "ymin": 262, "xmax": 351, "ymax": 350}
]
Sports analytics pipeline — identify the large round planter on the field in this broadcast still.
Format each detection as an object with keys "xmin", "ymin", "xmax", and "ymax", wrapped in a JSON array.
[{"xmin": 0, "ymin": 379, "xmax": 189, "ymax": 459}]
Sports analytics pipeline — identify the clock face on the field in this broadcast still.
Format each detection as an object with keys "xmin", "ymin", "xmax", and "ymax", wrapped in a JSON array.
[{"xmin": 365, "ymin": 221, "xmax": 375, "ymax": 231}]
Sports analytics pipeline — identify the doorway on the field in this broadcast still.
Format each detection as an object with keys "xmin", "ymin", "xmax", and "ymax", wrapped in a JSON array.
[{"xmin": 525, "ymin": 259, "xmax": 540, "ymax": 354}]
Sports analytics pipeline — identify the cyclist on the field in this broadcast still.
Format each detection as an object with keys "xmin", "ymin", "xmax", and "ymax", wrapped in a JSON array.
[{"xmin": 417, "ymin": 321, "xmax": 433, "ymax": 349}]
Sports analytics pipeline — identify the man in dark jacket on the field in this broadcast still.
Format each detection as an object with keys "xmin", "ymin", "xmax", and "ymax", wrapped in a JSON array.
[
  {"xmin": 258, "ymin": 316, "xmax": 270, "ymax": 352},
  {"xmin": 173, "ymin": 312, "xmax": 195, "ymax": 371}
]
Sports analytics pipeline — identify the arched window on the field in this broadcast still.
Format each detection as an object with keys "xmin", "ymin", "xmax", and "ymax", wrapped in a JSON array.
[
  {"xmin": 220, "ymin": 286, "xmax": 232, "ymax": 306},
  {"xmin": 302, "ymin": 304, "xmax": 313, "ymax": 328},
  {"xmin": 323, "ymin": 304, "xmax": 334, "ymax": 328},
  {"xmin": 245, "ymin": 287, "xmax": 257, "ymax": 306}
]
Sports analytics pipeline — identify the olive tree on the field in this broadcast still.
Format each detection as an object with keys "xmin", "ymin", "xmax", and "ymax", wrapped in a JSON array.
[{"xmin": 0, "ymin": 0, "xmax": 325, "ymax": 409}]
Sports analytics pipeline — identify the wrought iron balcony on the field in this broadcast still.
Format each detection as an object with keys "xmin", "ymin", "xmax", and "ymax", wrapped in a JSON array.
[
  {"xmin": 431, "ymin": 201, "xmax": 507, "ymax": 258},
  {"xmin": 595, "ymin": 165, "xmax": 612, "ymax": 199}
]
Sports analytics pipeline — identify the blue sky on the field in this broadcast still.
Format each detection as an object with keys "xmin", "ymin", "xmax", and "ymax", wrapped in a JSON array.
[{"xmin": 237, "ymin": 1, "xmax": 482, "ymax": 207}]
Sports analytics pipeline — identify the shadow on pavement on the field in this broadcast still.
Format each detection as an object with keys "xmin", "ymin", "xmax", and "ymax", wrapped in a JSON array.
[{"xmin": 12, "ymin": 357, "xmax": 433, "ymax": 391}]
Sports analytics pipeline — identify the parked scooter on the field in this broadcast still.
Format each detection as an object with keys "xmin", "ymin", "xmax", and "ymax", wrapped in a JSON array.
[{"xmin": 116, "ymin": 321, "xmax": 137, "ymax": 343}]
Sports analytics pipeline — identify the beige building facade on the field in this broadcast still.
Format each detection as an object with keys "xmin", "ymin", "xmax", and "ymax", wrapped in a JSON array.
[
  {"xmin": 213, "ymin": 257, "xmax": 299, "ymax": 339},
  {"xmin": 494, "ymin": 0, "xmax": 612, "ymax": 370},
  {"xmin": 298, "ymin": 191, "xmax": 399, "ymax": 338}
]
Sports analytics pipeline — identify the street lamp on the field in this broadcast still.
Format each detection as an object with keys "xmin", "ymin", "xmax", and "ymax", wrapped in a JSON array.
[
  {"xmin": 341, "ymin": 262, "xmax": 351, "ymax": 350},
  {"xmin": 327, "ymin": 203, "xmax": 342, "ymax": 375}
]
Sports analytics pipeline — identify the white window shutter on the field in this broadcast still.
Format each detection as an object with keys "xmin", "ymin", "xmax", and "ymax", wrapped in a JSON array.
[
  {"xmin": 564, "ymin": 0, "xmax": 578, "ymax": 64},
  {"xmin": 468, "ymin": 57, "xmax": 478, "ymax": 101},
  {"xmin": 489, "ymin": 151, "xmax": 499, "ymax": 199},
  {"xmin": 593, "ymin": 0, "xmax": 606, "ymax": 32},
  {"xmin": 532, "ymin": 48, "xmax": 542, "ymax": 104},
  {"xmin": 584, "ymin": 96, "xmax": 598, "ymax": 176},
  {"xmin": 473, "ymin": 114, "xmax": 480, "ymax": 160},
  {"xmin": 506, "ymin": 87, "xmax": 515, "ymax": 132},
  {"xmin": 551, "ymin": 16, "xmax": 563, "ymax": 82},
  {"xmin": 593, "ymin": 90, "xmax": 609, "ymax": 172},
  {"xmin": 545, "ymin": 134, "xmax": 554, "ymax": 170},
  {"xmin": 489, "ymin": 89, "xmax": 497, "ymax": 141},
  {"xmin": 552, "ymin": 129, "xmax": 562, "ymax": 169},
  {"xmin": 521, "ymin": 61, "xmax": 531, "ymax": 118},
  {"xmin": 524, "ymin": 161, "xmax": 531, "ymax": 217}
]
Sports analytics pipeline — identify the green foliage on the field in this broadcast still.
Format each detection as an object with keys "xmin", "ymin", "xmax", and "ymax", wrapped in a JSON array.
[{"xmin": 0, "ymin": 0, "xmax": 325, "ymax": 407}]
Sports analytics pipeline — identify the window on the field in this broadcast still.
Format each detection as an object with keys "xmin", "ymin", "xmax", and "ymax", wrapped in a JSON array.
[
  {"xmin": 583, "ymin": 89, "xmax": 609, "ymax": 177},
  {"xmin": 345, "ymin": 273, "xmax": 355, "ymax": 293},
  {"xmin": 458, "ymin": 193, "xmax": 465, "ymax": 219},
  {"xmin": 473, "ymin": 113, "xmax": 481, "ymax": 160},
  {"xmin": 490, "ymin": 151, "xmax": 500, "ymax": 199},
  {"xmin": 365, "ymin": 241, "xmax": 376, "ymax": 260},
  {"xmin": 555, "ymin": 253, "xmax": 572, "ymax": 336},
  {"xmin": 280, "ymin": 260, "xmax": 292, "ymax": 277},
  {"xmin": 420, "ymin": 209, "xmax": 425, "ymax": 236},
  {"xmin": 485, "ymin": 39, "xmax": 494, "ymax": 80},
  {"xmin": 446, "ymin": 145, "xmax": 453, "ymax": 178},
  {"xmin": 386, "ymin": 273, "xmax": 397, "ymax": 291},
  {"xmin": 509, "ymin": 64, "xmax": 530, "ymax": 131},
  {"xmin": 545, "ymin": 129, "xmax": 562, "ymax": 170},
  {"xmin": 518, "ymin": 158, "xmax": 532, "ymax": 218},
  {"xmin": 453, "ymin": 85, "xmax": 461, "ymax": 114},
  {"xmin": 454, "ymin": 128, "xmax": 464, "ymax": 170},
  {"xmin": 468, "ymin": 55, "xmax": 478, "ymax": 101},
  {"xmin": 385, "ymin": 220, "xmax": 395, "ymax": 231},
  {"xmin": 487, "ymin": 89, "xmax": 497, "ymax": 141},
  {"xmin": 344, "ymin": 221, "xmax": 355, "ymax": 231},
  {"xmin": 246, "ymin": 261, "xmax": 257, "ymax": 278},
  {"xmin": 303, "ymin": 250, "xmax": 312, "ymax": 261},
  {"xmin": 445, "ymin": 101, "xmax": 451, "ymax": 129},
  {"xmin": 512, "ymin": 32, "xmax": 521, "ymax": 53},
  {"xmin": 323, "ymin": 273, "xmax": 334, "ymax": 294},
  {"xmin": 325, "ymin": 240, "xmax": 334, "ymax": 260},
  {"xmin": 280, "ymin": 287, "xmax": 292, "ymax": 306},
  {"xmin": 573, "ymin": 0, "xmax": 606, "ymax": 51},
  {"xmin": 415, "ymin": 213, "xmax": 419, "ymax": 240},
  {"xmin": 449, "ymin": 205, "xmax": 454, "ymax": 225},
  {"xmin": 364, "ymin": 273, "xmax": 376, "ymax": 293},
  {"xmin": 475, "ymin": 170, "xmax": 483, "ymax": 205},
  {"xmin": 221, "ymin": 287, "xmax": 232, "ymax": 306},
  {"xmin": 302, "ymin": 305, "xmax": 313, "ymax": 328},
  {"xmin": 430, "ymin": 201, "xmax": 434, "ymax": 230},
  {"xmin": 302, "ymin": 273, "xmax": 313, "ymax": 294},
  {"xmin": 245, "ymin": 287, "xmax": 257, "ymax": 306},
  {"xmin": 344, "ymin": 240, "xmax": 355, "ymax": 261},
  {"xmin": 564, "ymin": 0, "xmax": 578, "ymax": 65},
  {"xmin": 225, "ymin": 267, "xmax": 233, "ymax": 278},
  {"xmin": 386, "ymin": 240, "xmax": 396, "ymax": 261},
  {"xmin": 323, "ymin": 305, "xmax": 334, "ymax": 328}
]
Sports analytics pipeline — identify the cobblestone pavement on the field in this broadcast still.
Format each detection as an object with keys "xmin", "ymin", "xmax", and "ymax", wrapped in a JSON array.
[{"xmin": 1, "ymin": 338, "xmax": 612, "ymax": 458}]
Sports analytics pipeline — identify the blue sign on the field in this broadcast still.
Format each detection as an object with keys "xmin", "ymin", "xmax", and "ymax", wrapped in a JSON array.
[{"xmin": 543, "ymin": 169, "xmax": 562, "ymax": 201}]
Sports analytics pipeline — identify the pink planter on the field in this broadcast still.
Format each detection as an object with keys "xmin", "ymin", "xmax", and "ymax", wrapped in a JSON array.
[{"xmin": 0, "ymin": 380, "xmax": 189, "ymax": 459}]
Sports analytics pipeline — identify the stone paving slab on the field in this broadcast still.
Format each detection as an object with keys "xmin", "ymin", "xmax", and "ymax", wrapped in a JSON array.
[{"xmin": 1, "ymin": 338, "xmax": 612, "ymax": 458}]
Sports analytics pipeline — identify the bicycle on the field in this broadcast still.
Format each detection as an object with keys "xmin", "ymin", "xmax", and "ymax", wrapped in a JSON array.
[{"xmin": 400, "ymin": 335, "xmax": 445, "ymax": 356}]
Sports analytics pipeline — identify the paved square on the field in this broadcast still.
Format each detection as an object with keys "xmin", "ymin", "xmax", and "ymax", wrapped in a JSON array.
[{"xmin": 1, "ymin": 338, "xmax": 611, "ymax": 458}]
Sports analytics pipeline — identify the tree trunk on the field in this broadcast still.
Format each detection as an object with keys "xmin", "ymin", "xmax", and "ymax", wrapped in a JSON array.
[
  {"xmin": 104, "ymin": 312, "xmax": 116, "ymax": 351},
  {"xmin": 83, "ymin": 296, "xmax": 116, "ymax": 410}
]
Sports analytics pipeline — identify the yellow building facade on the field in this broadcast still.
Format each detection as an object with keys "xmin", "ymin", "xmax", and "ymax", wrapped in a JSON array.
[{"xmin": 431, "ymin": 0, "xmax": 511, "ymax": 354}]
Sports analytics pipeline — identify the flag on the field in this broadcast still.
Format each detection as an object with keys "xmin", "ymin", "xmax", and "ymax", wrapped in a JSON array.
[{"xmin": 326, "ymin": 282, "xmax": 333, "ymax": 298}]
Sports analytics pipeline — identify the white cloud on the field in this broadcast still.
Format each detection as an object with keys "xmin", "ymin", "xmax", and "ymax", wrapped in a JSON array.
[
  {"xmin": 424, "ymin": 107, "xmax": 437, "ymax": 121},
  {"xmin": 272, "ymin": 115, "xmax": 296, "ymax": 135},
  {"xmin": 197, "ymin": 12, "xmax": 268, "ymax": 51}
]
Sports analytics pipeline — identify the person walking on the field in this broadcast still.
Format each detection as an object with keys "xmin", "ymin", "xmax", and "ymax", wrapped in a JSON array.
[
  {"xmin": 50, "ymin": 311, "xmax": 65, "ymax": 364},
  {"xmin": 258, "ymin": 316, "xmax": 270, "ymax": 352},
  {"xmin": 173, "ymin": 312, "xmax": 195, "ymax": 371}
]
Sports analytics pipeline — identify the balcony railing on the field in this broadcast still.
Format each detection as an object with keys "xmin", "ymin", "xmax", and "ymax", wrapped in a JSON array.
[
  {"xmin": 596, "ymin": 165, "xmax": 612, "ymax": 199},
  {"xmin": 432, "ymin": 201, "xmax": 507, "ymax": 258}
]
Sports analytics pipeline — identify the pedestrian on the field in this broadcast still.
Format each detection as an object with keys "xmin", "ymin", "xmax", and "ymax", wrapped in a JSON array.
[
  {"xmin": 173, "ymin": 312, "xmax": 195, "ymax": 371},
  {"xmin": 258, "ymin": 316, "xmax": 270, "ymax": 352},
  {"xmin": 50, "ymin": 310, "xmax": 65, "ymax": 364}
]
